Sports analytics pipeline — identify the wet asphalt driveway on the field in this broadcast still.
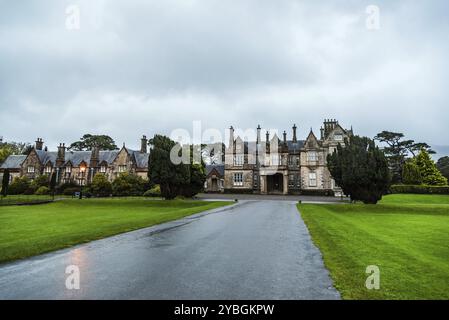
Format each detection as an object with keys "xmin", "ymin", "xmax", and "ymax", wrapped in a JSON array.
[{"xmin": 0, "ymin": 201, "xmax": 340, "ymax": 300}]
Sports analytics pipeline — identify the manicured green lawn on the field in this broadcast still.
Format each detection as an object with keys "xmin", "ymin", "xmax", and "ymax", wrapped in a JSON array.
[
  {"xmin": 298, "ymin": 194, "xmax": 449, "ymax": 300},
  {"xmin": 0, "ymin": 199, "xmax": 232, "ymax": 263}
]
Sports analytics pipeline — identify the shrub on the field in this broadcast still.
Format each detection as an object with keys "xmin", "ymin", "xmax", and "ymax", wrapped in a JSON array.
[
  {"xmin": 143, "ymin": 184, "xmax": 161, "ymax": 197},
  {"xmin": 8, "ymin": 176, "xmax": 31, "ymax": 195},
  {"xmin": 91, "ymin": 173, "xmax": 112, "ymax": 197},
  {"xmin": 35, "ymin": 186, "xmax": 50, "ymax": 195},
  {"xmin": 300, "ymin": 189, "xmax": 335, "ymax": 197},
  {"xmin": 390, "ymin": 184, "xmax": 449, "ymax": 194},
  {"xmin": 112, "ymin": 173, "xmax": 146, "ymax": 196},
  {"xmin": 31, "ymin": 174, "xmax": 49, "ymax": 189}
]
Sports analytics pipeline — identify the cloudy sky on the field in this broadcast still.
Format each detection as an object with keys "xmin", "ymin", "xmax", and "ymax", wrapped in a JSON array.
[{"xmin": 1, "ymin": 0, "xmax": 448, "ymax": 155}]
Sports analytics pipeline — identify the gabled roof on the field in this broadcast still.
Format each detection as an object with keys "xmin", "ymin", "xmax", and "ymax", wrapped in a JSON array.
[
  {"xmin": 206, "ymin": 164, "xmax": 224, "ymax": 177},
  {"xmin": 304, "ymin": 130, "xmax": 320, "ymax": 148},
  {"xmin": 132, "ymin": 151, "xmax": 149, "ymax": 168},
  {"xmin": 0, "ymin": 155, "xmax": 27, "ymax": 169}
]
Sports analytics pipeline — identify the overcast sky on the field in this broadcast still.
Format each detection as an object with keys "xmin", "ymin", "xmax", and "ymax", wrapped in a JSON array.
[{"xmin": 0, "ymin": 0, "xmax": 448, "ymax": 155}]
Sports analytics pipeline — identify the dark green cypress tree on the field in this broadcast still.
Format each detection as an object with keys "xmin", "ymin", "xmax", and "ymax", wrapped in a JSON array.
[
  {"xmin": 327, "ymin": 135, "xmax": 391, "ymax": 204},
  {"xmin": 1, "ymin": 169, "xmax": 10, "ymax": 197}
]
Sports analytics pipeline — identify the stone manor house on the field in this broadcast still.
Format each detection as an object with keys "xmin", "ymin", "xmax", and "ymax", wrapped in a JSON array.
[
  {"xmin": 205, "ymin": 119, "xmax": 352, "ymax": 196},
  {"xmin": 1, "ymin": 119, "xmax": 352, "ymax": 196}
]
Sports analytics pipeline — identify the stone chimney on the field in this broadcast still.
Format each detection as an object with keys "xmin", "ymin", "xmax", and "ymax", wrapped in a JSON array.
[
  {"xmin": 90, "ymin": 144, "xmax": 99, "ymax": 168},
  {"xmin": 35, "ymin": 138, "xmax": 44, "ymax": 151},
  {"xmin": 229, "ymin": 126, "xmax": 235, "ymax": 149},
  {"xmin": 140, "ymin": 135, "xmax": 148, "ymax": 153},
  {"xmin": 256, "ymin": 125, "xmax": 261, "ymax": 144},
  {"xmin": 265, "ymin": 131, "xmax": 270, "ymax": 151},
  {"xmin": 292, "ymin": 124, "xmax": 297, "ymax": 143},
  {"xmin": 320, "ymin": 127, "xmax": 324, "ymax": 140},
  {"xmin": 283, "ymin": 131, "xmax": 287, "ymax": 145},
  {"xmin": 323, "ymin": 119, "xmax": 338, "ymax": 138},
  {"xmin": 56, "ymin": 143, "xmax": 66, "ymax": 166}
]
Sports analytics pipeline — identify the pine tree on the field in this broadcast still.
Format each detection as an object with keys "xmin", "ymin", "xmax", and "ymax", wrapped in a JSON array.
[{"xmin": 414, "ymin": 149, "xmax": 448, "ymax": 186}]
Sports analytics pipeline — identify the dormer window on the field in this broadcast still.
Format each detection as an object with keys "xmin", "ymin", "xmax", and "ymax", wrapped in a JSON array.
[
  {"xmin": 44, "ymin": 166, "xmax": 52, "ymax": 174},
  {"xmin": 118, "ymin": 165, "xmax": 127, "ymax": 173},
  {"xmin": 27, "ymin": 166, "xmax": 35, "ymax": 173},
  {"xmin": 100, "ymin": 165, "xmax": 107, "ymax": 173},
  {"xmin": 66, "ymin": 166, "xmax": 72, "ymax": 173},
  {"xmin": 334, "ymin": 134, "xmax": 343, "ymax": 141}
]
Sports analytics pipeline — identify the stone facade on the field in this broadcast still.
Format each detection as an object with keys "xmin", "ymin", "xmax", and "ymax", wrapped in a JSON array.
[
  {"xmin": 0, "ymin": 136, "xmax": 150, "ymax": 185},
  {"xmin": 221, "ymin": 119, "xmax": 352, "ymax": 196}
]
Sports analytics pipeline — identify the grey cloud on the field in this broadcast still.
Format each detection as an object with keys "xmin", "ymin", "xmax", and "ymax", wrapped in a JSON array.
[{"xmin": 0, "ymin": 0, "xmax": 448, "ymax": 155}]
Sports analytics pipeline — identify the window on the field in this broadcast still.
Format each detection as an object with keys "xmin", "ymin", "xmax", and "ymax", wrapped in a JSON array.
[
  {"xmin": 233, "ymin": 155, "xmax": 244, "ymax": 166},
  {"xmin": 44, "ymin": 166, "xmax": 52, "ymax": 174},
  {"xmin": 27, "ymin": 166, "xmax": 35, "ymax": 173},
  {"xmin": 307, "ymin": 151, "xmax": 317, "ymax": 162},
  {"xmin": 65, "ymin": 166, "xmax": 72, "ymax": 173},
  {"xmin": 100, "ymin": 165, "xmax": 107, "ymax": 173},
  {"xmin": 309, "ymin": 172, "xmax": 317, "ymax": 187},
  {"xmin": 233, "ymin": 173, "xmax": 243, "ymax": 186},
  {"xmin": 334, "ymin": 134, "xmax": 343, "ymax": 141},
  {"xmin": 118, "ymin": 165, "xmax": 127, "ymax": 173}
]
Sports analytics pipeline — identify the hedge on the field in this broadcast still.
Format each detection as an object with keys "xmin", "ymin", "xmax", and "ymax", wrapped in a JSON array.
[
  {"xmin": 299, "ymin": 189, "xmax": 335, "ymax": 197},
  {"xmin": 390, "ymin": 184, "xmax": 449, "ymax": 194}
]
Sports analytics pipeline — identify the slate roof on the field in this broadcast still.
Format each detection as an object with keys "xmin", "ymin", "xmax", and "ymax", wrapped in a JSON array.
[
  {"xmin": 206, "ymin": 164, "xmax": 224, "ymax": 177},
  {"xmin": 63, "ymin": 151, "xmax": 91, "ymax": 166},
  {"xmin": 0, "ymin": 155, "xmax": 27, "ymax": 169},
  {"xmin": 0, "ymin": 148, "xmax": 150, "ymax": 169},
  {"xmin": 131, "ymin": 150, "xmax": 149, "ymax": 168}
]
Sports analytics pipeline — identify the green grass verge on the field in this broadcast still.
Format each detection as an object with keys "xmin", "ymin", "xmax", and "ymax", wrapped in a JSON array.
[
  {"xmin": 0, "ymin": 199, "xmax": 232, "ymax": 263},
  {"xmin": 298, "ymin": 194, "xmax": 449, "ymax": 300}
]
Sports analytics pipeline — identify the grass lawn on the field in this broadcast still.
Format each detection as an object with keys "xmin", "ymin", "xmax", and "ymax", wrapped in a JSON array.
[
  {"xmin": 298, "ymin": 194, "xmax": 449, "ymax": 300},
  {"xmin": 0, "ymin": 198, "xmax": 232, "ymax": 263}
]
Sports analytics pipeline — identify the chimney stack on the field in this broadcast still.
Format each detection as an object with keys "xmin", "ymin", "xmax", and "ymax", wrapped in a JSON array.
[
  {"xmin": 57, "ymin": 143, "xmax": 66, "ymax": 166},
  {"xmin": 283, "ymin": 131, "xmax": 287, "ymax": 145},
  {"xmin": 256, "ymin": 125, "xmax": 261, "ymax": 144},
  {"xmin": 140, "ymin": 135, "xmax": 148, "ymax": 153},
  {"xmin": 90, "ymin": 143, "xmax": 99, "ymax": 168},
  {"xmin": 292, "ymin": 124, "xmax": 297, "ymax": 142},
  {"xmin": 35, "ymin": 138, "xmax": 44, "ymax": 151},
  {"xmin": 320, "ymin": 127, "xmax": 324, "ymax": 140},
  {"xmin": 229, "ymin": 126, "xmax": 235, "ymax": 148}
]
